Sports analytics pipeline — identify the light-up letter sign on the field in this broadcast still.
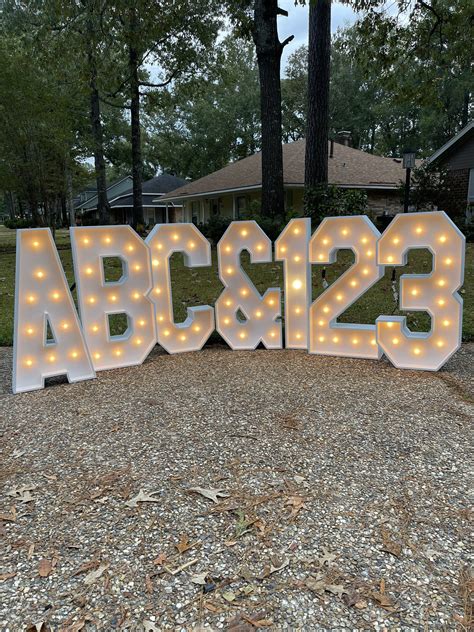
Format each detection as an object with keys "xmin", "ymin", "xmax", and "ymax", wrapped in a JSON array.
[
  {"xmin": 70, "ymin": 226, "xmax": 156, "ymax": 370},
  {"xmin": 13, "ymin": 228, "xmax": 95, "ymax": 393},
  {"xmin": 376, "ymin": 211, "xmax": 465, "ymax": 370},
  {"xmin": 275, "ymin": 218, "xmax": 311, "ymax": 349},
  {"xmin": 215, "ymin": 221, "xmax": 282, "ymax": 350},
  {"xmin": 146, "ymin": 223, "xmax": 214, "ymax": 353},
  {"xmin": 309, "ymin": 216, "xmax": 383, "ymax": 359}
]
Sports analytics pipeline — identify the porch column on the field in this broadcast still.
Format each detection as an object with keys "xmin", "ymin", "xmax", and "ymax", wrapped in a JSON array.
[
  {"xmin": 232, "ymin": 195, "xmax": 236, "ymax": 219},
  {"xmin": 165, "ymin": 204, "xmax": 169, "ymax": 223}
]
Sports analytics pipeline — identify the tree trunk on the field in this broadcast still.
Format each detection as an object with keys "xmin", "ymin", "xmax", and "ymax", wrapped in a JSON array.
[
  {"xmin": 129, "ymin": 6, "xmax": 144, "ymax": 230},
  {"xmin": 66, "ymin": 166, "xmax": 76, "ymax": 226},
  {"xmin": 304, "ymin": 0, "xmax": 331, "ymax": 187},
  {"xmin": 252, "ymin": 0, "xmax": 291, "ymax": 219},
  {"xmin": 86, "ymin": 2, "xmax": 110, "ymax": 225}
]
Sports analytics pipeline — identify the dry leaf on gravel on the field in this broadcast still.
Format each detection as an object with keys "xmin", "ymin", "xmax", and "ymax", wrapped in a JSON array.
[
  {"xmin": 189, "ymin": 486, "xmax": 230, "ymax": 503},
  {"xmin": 175, "ymin": 534, "xmax": 195, "ymax": 554},
  {"xmin": 83, "ymin": 563, "xmax": 108, "ymax": 585},
  {"xmin": 222, "ymin": 590, "xmax": 236, "ymax": 602},
  {"xmin": 381, "ymin": 528, "xmax": 403, "ymax": 558},
  {"xmin": 305, "ymin": 575, "xmax": 347, "ymax": 596},
  {"xmin": 0, "ymin": 572, "xmax": 17, "ymax": 581},
  {"xmin": 72, "ymin": 560, "xmax": 100, "ymax": 576},
  {"xmin": 318, "ymin": 548, "xmax": 336, "ymax": 567},
  {"xmin": 38, "ymin": 559, "xmax": 53, "ymax": 578},
  {"xmin": 261, "ymin": 557, "xmax": 289, "ymax": 578},
  {"xmin": 6, "ymin": 484, "xmax": 37, "ymax": 503},
  {"xmin": 152, "ymin": 552, "xmax": 167, "ymax": 565},
  {"xmin": 190, "ymin": 571, "xmax": 208, "ymax": 585},
  {"xmin": 125, "ymin": 489, "xmax": 160, "ymax": 508},
  {"xmin": 145, "ymin": 574, "xmax": 153, "ymax": 594},
  {"xmin": 284, "ymin": 495, "xmax": 306, "ymax": 519},
  {"xmin": 0, "ymin": 506, "xmax": 17, "ymax": 522},
  {"xmin": 371, "ymin": 591, "xmax": 397, "ymax": 611}
]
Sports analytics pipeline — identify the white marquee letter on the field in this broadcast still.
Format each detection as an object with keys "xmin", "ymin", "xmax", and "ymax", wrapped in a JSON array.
[
  {"xmin": 146, "ymin": 223, "xmax": 214, "ymax": 353},
  {"xmin": 13, "ymin": 228, "xmax": 95, "ymax": 393},
  {"xmin": 309, "ymin": 216, "xmax": 383, "ymax": 358},
  {"xmin": 376, "ymin": 211, "xmax": 465, "ymax": 370},
  {"xmin": 215, "ymin": 221, "xmax": 282, "ymax": 350},
  {"xmin": 70, "ymin": 226, "xmax": 156, "ymax": 370}
]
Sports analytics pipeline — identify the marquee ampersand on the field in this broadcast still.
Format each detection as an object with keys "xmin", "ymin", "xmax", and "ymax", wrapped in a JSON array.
[
  {"xmin": 215, "ymin": 220, "xmax": 282, "ymax": 350},
  {"xmin": 145, "ymin": 223, "xmax": 214, "ymax": 353},
  {"xmin": 376, "ymin": 211, "xmax": 465, "ymax": 370},
  {"xmin": 70, "ymin": 225, "xmax": 156, "ymax": 370}
]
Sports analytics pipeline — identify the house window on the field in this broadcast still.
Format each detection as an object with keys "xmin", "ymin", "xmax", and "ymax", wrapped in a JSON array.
[
  {"xmin": 236, "ymin": 196, "xmax": 247, "ymax": 219},
  {"xmin": 191, "ymin": 201, "xmax": 200, "ymax": 224},
  {"xmin": 211, "ymin": 198, "xmax": 222, "ymax": 216},
  {"xmin": 468, "ymin": 169, "xmax": 474, "ymax": 203}
]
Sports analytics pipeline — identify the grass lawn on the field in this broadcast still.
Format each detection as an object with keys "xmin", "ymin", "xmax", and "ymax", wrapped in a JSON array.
[{"xmin": 1, "ymin": 224, "xmax": 472, "ymax": 345}]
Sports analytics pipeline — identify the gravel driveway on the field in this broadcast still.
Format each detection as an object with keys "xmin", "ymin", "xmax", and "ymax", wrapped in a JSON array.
[{"xmin": 0, "ymin": 345, "xmax": 472, "ymax": 631}]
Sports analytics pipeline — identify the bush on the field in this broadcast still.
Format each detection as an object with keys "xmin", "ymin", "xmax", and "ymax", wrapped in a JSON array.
[
  {"xmin": 199, "ymin": 215, "xmax": 232, "ymax": 245},
  {"xmin": 304, "ymin": 184, "xmax": 368, "ymax": 224},
  {"xmin": 4, "ymin": 218, "xmax": 36, "ymax": 229}
]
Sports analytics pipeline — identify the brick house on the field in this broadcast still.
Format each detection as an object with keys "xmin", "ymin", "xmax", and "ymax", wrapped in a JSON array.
[
  {"xmin": 428, "ymin": 121, "xmax": 474, "ymax": 223},
  {"xmin": 158, "ymin": 139, "xmax": 407, "ymax": 223}
]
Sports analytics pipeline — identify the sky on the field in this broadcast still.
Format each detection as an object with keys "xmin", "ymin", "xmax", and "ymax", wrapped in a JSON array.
[{"xmin": 278, "ymin": 1, "xmax": 359, "ymax": 70}]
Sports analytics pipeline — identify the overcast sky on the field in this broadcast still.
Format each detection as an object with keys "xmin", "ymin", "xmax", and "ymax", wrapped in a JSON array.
[{"xmin": 279, "ymin": 1, "xmax": 359, "ymax": 70}]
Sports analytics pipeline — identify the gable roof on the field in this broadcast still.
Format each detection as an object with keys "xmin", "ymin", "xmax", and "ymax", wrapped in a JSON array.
[
  {"xmin": 427, "ymin": 121, "xmax": 474, "ymax": 165},
  {"xmin": 158, "ymin": 139, "xmax": 407, "ymax": 202}
]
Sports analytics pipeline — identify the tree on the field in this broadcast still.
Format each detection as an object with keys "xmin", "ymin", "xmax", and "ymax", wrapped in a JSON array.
[{"xmin": 304, "ymin": 0, "xmax": 331, "ymax": 188}]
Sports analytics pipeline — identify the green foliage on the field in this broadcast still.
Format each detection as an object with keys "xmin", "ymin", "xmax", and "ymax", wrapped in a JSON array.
[
  {"xmin": 4, "ymin": 218, "xmax": 35, "ymax": 229},
  {"xmin": 304, "ymin": 185, "xmax": 368, "ymax": 223},
  {"xmin": 406, "ymin": 163, "xmax": 454, "ymax": 213},
  {"xmin": 199, "ymin": 216, "xmax": 233, "ymax": 245}
]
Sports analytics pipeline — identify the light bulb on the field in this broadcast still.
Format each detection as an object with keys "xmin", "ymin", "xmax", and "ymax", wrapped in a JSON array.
[
  {"xmin": 280, "ymin": 246, "xmax": 287, "ymax": 253},
  {"xmin": 91, "ymin": 325, "xmax": 99, "ymax": 332},
  {"xmin": 270, "ymin": 331, "xmax": 277, "ymax": 338},
  {"xmin": 134, "ymin": 264, "xmax": 141, "ymax": 271},
  {"xmin": 127, "ymin": 244, "xmax": 134, "ymax": 252},
  {"xmin": 387, "ymin": 256, "xmax": 394, "ymax": 263},
  {"xmin": 413, "ymin": 347, "xmax": 421, "ymax": 355},
  {"xmin": 438, "ymin": 279, "xmax": 446, "ymax": 287},
  {"xmin": 152, "ymin": 259, "xmax": 159, "ymax": 267},
  {"xmin": 155, "ymin": 288, "xmax": 161, "ymax": 294},
  {"xmin": 362, "ymin": 268, "xmax": 369, "ymax": 275},
  {"xmin": 133, "ymin": 292, "xmax": 140, "ymax": 300},
  {"xmin": 241, "ymin": 229, "xmax": 248, "ymax": 237},
  {"xmin": 292, "ymin": 279, "xmax": 303, "ymax": 290},
  {"xmin": 110, "ymin": 295, "xmax": 117, "ymax": 302},
  {"xmin": 386, "ymin": 322, "xmax": 394, "ymax": 328},
  {"xmin": 225, "ymin": 245, "xmax": 231, "ymax": 253},
  {"xmin": 135, "ymin": 338, "xmax": 142, "ymax": 345},
  {"xmin": 115, "ymin": 349, "xmax": 122, "ymax": 357},
  {"xmin": 88, "ymin": 297, "xmax": 96, "ymax": 304},
  {"xmin": 438, "ymin": 299, "xmax": 445, "ymax": 306},
  {"xmin": 295, "ymin": 307, "xmax": 301, "ymax": 314},
  {"xmin": 296, "ymin": 333, "xmax": 302, "ymax": 340},
  {"xmin": 445, "ymin": 258, "xmax": 452, "ymax": 265},
  {"xmin": 352, "ymin": 338, "xmax": 358, "ymax": 345},
  {"xmin": 172, "ymin": 233, "xmax": 179, "ymax": 241},
  {"xmin": 318, "ymin": 320, "xmax": 325, "ymax": 326},
  {"xmin": 35, "ymin": 270, "xmax": 45, "ymax": 279},
  {"xmin": 436, "ymin": 340, "xmax": 444, "ymax": 348},
  {"xmin": 104, "ymin": 236, "xmax": 111, "ymax": 244},
  {"xmin": 138, "ymin": 319, "xmax": 146, "ymax": 326},
  {"xmin": 411, "ymin": 289, "xmax": 418, "ymax": 296},
  {"xmin": 193, "ymin": 325, "xmax": 201, "ymax": 332},
  {"xmin": 361, "ymin": 237, "xmax": 368, "ymax": 244},
  {"xmin": 226, "ymin": 267, "xmax": 233, "ymax": 275},
  {"xmin": 158, "ymin": 315, "xmax": 164, "ymax": 322},
  {"xmin": 62, "ymin": 322, "xmax": 69, "ymax": 330},
  {"xmin": 439, "ymin": 235, "xmax": 447, "ymax": 243},
  {"xmin": 25, "ymin": 359, "xmax": 33, "ymax": 367},
  {"xmin": 239, "ymin": 332, "xmax": 246, "ymax": 339},
  {"xmin": 32, "ymin": 240, "xmax": 39, "ymax": 248},
  {"xmin": 392, "ymin": 338, "xmax": 399, "ymax": 345},
  {"xmin": 350, "ymin": 280, "xmax": 357, "ymax": 287},
  {"xmin": 341, "ymin": 229, "xmax": 348, "ymax": 236},
  {"xmin": 293, "ymin": 227, "xmax": 300, "ymax": 235},
  {"xmin": 52, "ymin": 292, "xmax": 60, "ymax": 300},
  {"xmin": 94, "ymin": 352, "xmax": 101, "ymax": 360},
  {"xmin": 370, "ymin": 338, "xmax": 377, "ymax": 346},
  {"xmin": 442, "ymin": 319, "xmax": 450, "ymax": 327},
  {"xmin": 240, "ymin": 288, "xmax": 248, "ymax": 296},
  {"xmin": 322, "ymin": 238, "xmax": 329, "ymax": 245},
  {"xmin": 85, "ymin": 267, "xmax": 93, "ymax": 275},
  {"xmin": 255, "ymin": 310, "xmax": 262, "ymax": 318},
  {"xmin": 224, "ymin": 318, "xmax": 230, "ymax": 325},
  {"xmin": 332, "ymin": 336, "xmax": 339, "ymax": 343},
  {"xmin": 188, "ymin": 241, "xmax": 195, "ymax": 249},
  {"xmin": 268, "ymin": 298, "xmax": 275, "ymax": 306},
  {"xmin": 256, "ymin": 244, "xmax": 263, "ymax": 251},
  {"xmin": 415, "ymin": 227, "xmax": 423, "ymax": 234},
  {"xmin": 393, "ymin": 238, "xmax": 399, "ymax": 245},
  {"xmin": 336, "ymin": 293, "xmax": 343, "ymax": 301},
  {"xmin": 180, "ymin": 335, "xmax": 186, "ymax": 342},
  {"xmin": 323, "ymin": 306, "xmax": 329, "ymax": 313},
  {"xmin": 71, "ymin": 351, "xmax": 78, "ymax": 359},
  {"xmin": 318, "ymin": 254, "xmax": 325, "ymax": 261},
  {"xmin": 163, "ymin": 330, "xmax": 170, "ymax": 336},
  {"xmin": 26, "ymin": 327, "xmax": 34, "ymax": 335},
  {"xmin": 83, "ymin": 237, "xmax": 90, "ymax": 245},
  {"xmin": 366, "ymin": 250, "xmax": 373, "ymax": 257},
  {"xmin": 294, "ymin": 255, "xmax": 301, "ymax": 262},
  {"xmin": 48, "ymin": 354, "xmax": 55, "ymax": 363},
  {"xmin": 318, "ymin": 336, "xmax": 325, "ymax": 342},
  {"xmin": 157, "ymin": 243, "xmax": 163, "ymax": 250}
]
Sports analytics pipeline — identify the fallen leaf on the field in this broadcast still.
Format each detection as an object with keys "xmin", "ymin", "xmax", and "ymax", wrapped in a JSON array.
[
  {"xmin": 284, "ymin": 495, "xmax": 306, "ymax": 519},
  {"xmin": 83, "ymin": 563, "xmax": 108, "ymax": 585},
  {"xmin": 371, "ymin": 590, "xmax": 397, "ymax": 612},
  {"xmin": 153, "ymin": 552, "xmax": 167, "ymax": 566},
  {"xmin": 305, "ymin": 575, "xmax": 347, "ymax": 596},
  {"xmin": 125, "ymin": 489, "xmax": 160, "ymax": 508},
  {"xmin": 175, "ymin": 534, "xmax": 194, "ymax": 554},
  {"xmin": 145, "ymin": 574, "xmax": 153, "ymax": 594},
  {"xmin": 38, "ymin": 559, "xmax": 53, "ymax": 578},
  {"xmin": 0, "ymin": 572, "xmax": 16, "ymax": 581},
  {"xmin": 222, "ymin": 590, "xmax": 236, "ymax": 602},
  {"xmin": 72, "ymin": 560, "xmax": 100, "ymax": 576},
  {"xmin": 0, "ymin": 506, "xmax": 17, "ymax": 522},
  {"xmin": 261, "ymin": 557, "xmax": 289, "ymax": 578},
  {"xmin": 190, "ymin": 571, "xmax": 207, "ymax": 585},
  {"xmin": 381, "ymin": 529, "xmax": 402, "ymax": 558},
  {"xmin": 27, "ymin": 543, "xmax": 35, "ymax": 559},
  {"xmin": 6, "ymin": 484, "xmax": 37, "ymax": 503},
  {"xmin": 189, "ymin": 486, "xmax": 230, "ymax": 503},
  {"xmin": 318, "ymin": 547, "xmax": 336, "ymax": 567}
]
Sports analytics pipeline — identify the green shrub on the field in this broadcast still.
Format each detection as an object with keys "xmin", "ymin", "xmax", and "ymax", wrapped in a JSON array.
[
  {"xmin": 4, "ymin": 218, "xmax": 36, "ymax": 229},
  {"xmin": 199, "ymin": 216, "xmax": 232, "ymax": 244},
  {"xmin": 304, "ymin": 184, "xmax": 368, "ymax": 224}
]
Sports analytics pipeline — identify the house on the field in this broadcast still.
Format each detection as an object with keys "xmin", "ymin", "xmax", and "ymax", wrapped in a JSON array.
[
  {"xmin": 75, "ymin": 174, "xmax": 187, "ymax": 225},
  {"xmin": 157, "ymin": 139, "xmax": 407, "ymax": 223},
  {"xmin": 427, "ymin": 120, "xmax": 474, "ymax": 222}
]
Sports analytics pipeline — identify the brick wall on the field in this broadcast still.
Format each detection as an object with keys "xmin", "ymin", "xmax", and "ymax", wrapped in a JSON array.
[
  {"xmin": 445, "ymin": 168, "xmax": 469, "ymax": 218},
  {"xmin": 366, "ymin": 190, "xmax": 403, "ymax": 215}
]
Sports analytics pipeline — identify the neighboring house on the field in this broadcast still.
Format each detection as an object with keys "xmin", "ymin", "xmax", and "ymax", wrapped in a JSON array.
[
  {"xmin": 75, "ymin": 174, "xmax": 187, "ymax": 225},
  {"xmin": 427, "ymin": 120, "xmax": 474, "ymax": 222},
  {"xmin": 158, "ymin": 139, "xmax": 407, "ymax": 222}
]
